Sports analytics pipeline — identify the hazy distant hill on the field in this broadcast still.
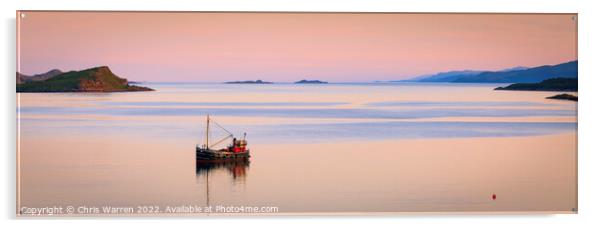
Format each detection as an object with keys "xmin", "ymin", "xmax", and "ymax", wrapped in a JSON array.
[
  {"xmin": 401, "ymin": 66, "xmax": 529, "ymax": 83},
  {"xmin": 454, "ymin": 61, "xmax": 577, "ymax": 83},
  {"xmin": 398, "ymin": 61, "xmax": 575, "ymax": 83},
  {"xmin": 17, "ymin": 66, "xmax": 153, "ymax": 92},
  {"xmin": 500, "ymin": 66, "xmax": 529, "ymax": 72},
  {"xmin": 402, "ymin": 70, "xmax": 484, "ymax": 82},
  {"xmin": 16, "ymin": 73, "xmax": 26, "ymax": 84},
  {"xmin": 17, "ymin": 69, "xmax": 63, "ymax": 84}
]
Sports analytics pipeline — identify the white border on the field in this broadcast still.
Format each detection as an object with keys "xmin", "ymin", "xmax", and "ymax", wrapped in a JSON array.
[{"xmin": 3, "ymin": 0, "xmax": 601, "ymax": 227}]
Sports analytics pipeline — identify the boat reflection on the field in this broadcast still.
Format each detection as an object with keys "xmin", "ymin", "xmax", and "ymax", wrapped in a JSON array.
[
  {"xmin": 196, "ymin": 159, "xmax": 250, "ymax": 206},
  {"xmin": 196, "ymin": 159, "xmax": 250, "ymax": 180}
]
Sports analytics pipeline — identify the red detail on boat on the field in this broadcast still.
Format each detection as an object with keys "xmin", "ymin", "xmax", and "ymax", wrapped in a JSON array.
[{"xmin": 492, "ymin": 194, "xmax": 497, "ymax": 200}]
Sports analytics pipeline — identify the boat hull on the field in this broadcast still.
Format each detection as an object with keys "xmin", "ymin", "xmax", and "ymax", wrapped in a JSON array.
[{"xmin": 196, "ymin": 147, "xmax": 250, "ymax": 160}]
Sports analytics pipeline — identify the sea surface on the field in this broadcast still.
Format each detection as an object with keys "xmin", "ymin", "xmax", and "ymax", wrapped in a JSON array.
[{"xmin": 17, "ymin": 82, "xmax": 577, "ymax": 214}]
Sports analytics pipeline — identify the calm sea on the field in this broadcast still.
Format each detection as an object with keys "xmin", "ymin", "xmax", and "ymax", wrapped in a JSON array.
[{"xmin": 17, "ymin": 82, "xmax": 577, "ymax": 214}]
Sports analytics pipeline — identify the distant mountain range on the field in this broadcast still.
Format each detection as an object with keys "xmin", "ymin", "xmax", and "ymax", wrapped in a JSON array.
[
  {"xmin": 401, "ymin": 70, "xmax": 485, "ymax": 82},
  {"xmin": 398, "ymin": 61, "xmax": 576, "ymax": 83},
  {"xmin": 17, "ymin": 69, "xmax": 63, "ymax": 84},
  {"xmin": 17, "ymin": 66, "xmax": 153, "ymax": 92}
]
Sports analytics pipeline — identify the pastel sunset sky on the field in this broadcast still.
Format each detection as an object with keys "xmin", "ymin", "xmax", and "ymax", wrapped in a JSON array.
[{"xmin": 18, "ymin": 12, "xmax": 577, "ymax": 82}]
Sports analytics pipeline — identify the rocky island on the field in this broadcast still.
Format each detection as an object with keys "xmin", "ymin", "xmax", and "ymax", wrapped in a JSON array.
[
  {"xmin": 295, "ymin": 79, "xmax": 328, "ymax": 84},
  {"xmin": 225, "ymin": 80, "xmax": 273, "ymax": 84},
  {"xmin": 16, "ymin": 66, "xmax": 154, "ymax": 92},
  {"xmin": 494, "ymin": 78, "xmax": 577, "ymax": 92},
  {"xmin": 547, "ymin": 93, "xmax": 578, "ymax": 101}
]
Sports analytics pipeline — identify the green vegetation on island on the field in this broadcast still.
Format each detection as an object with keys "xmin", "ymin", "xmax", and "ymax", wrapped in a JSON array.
[
  {"xmin": 16, "ymin": 66, "xmax": 154, "ymax": 92},
  {"xmin": 547, "ymin": 94, "xmax": 578, "ymax": 101},
  {"xmin": 494, "ymin": 78, "xmax": 577, "ymax": 92}
]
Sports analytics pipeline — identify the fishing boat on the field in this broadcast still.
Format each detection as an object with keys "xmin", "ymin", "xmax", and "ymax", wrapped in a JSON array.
[{"xmin": 196, "ymin": 115, "xmax": 250, "ymax": 160}]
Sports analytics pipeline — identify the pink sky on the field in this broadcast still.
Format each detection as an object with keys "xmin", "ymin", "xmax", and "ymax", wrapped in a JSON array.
[{"xmin": 17, "ymin": 12, "xmax": 577, "ymax": 82}]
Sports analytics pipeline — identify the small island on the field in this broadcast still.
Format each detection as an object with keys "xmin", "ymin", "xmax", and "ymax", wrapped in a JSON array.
[
  {"xmin": 225, "ymin": 80, "xmax": 273, "ymax": 84},
  {"xmin": 295, "ymin": 79, "xmax": 328, "ymax": 84},
  {"xmin": 494, "ymin": 78, "xmax": 577, "ymax": 91},
  {"xmin": 547, "ymin": 93, "xmax": 578, "ymax": 101},
  {"xmin": 16, "ymin": 66, "xmax": 154, "ymax": 92}
]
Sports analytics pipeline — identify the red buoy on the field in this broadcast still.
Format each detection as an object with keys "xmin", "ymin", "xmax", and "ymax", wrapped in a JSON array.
[{"xmin": 492, "ymin": 194, "xmax": 497, "ymax": 200}]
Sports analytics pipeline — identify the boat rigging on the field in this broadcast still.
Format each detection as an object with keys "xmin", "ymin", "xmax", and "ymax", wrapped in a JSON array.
[{"xmin": 196, "ymin": 115, "xmax": 250, "ymax": 160}]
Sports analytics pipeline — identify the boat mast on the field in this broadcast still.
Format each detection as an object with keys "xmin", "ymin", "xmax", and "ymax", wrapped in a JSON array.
[{"xmin": 205, "ymin": 115, "xmax": 210, "ymax": 149}]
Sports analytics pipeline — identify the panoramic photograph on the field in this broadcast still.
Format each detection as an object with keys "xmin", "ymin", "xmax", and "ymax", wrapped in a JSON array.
[{"xmin": 15, "ymin": 11, "xmax": 577, "ymax": 215}]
